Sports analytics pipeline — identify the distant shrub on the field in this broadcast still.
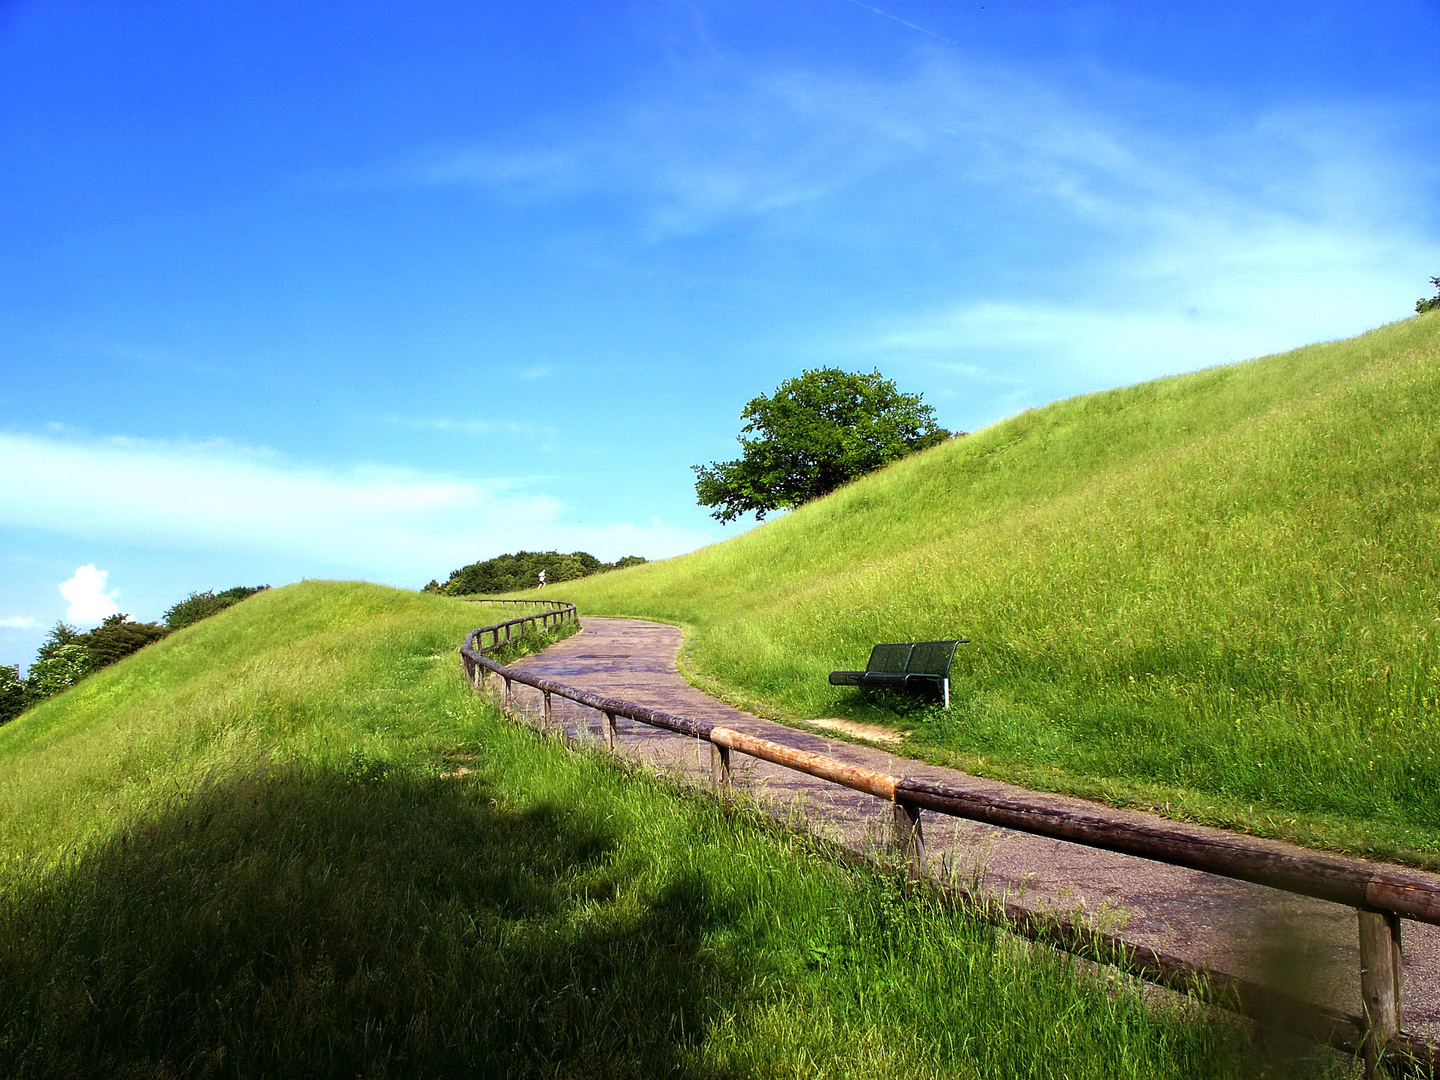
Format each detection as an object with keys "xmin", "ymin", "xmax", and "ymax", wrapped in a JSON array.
[
  {"xmin": 164, "ymin": 586, "xmax": 269, "ymax": 631},
  {"xmin": 78, "ymin": 613, "xmax": 170, "ymax": 667},
  {"xmin": 430, "ymin": 552, "xmax": 646, "ymax": 596},
  {"xmin": 0, "ymin": 665, "xmax": 24, "ymax": 724},
  {"xmin": 1419, "ymin": 276, "xmax": 1440, "ymax": 314},
  {"xmin": 24, "ymin": 643, "xmax": 93, "ymax": 703}
]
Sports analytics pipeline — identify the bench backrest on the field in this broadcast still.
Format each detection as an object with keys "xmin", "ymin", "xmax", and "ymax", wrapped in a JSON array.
[
  {"xmin": 865, "ymin": 643, "xmax": 914, "ymax": 674},
  {"xmin": 905, "ymin": 640, "xmax": 961, "ymax": 678}
]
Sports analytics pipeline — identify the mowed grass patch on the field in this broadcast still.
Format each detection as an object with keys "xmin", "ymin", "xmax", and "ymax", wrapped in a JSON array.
[
  {"xmin": 0, "ymin": 581, "xmax": 1303, "ymax": 1078},
  {"xmin": 546, "ymin": 314, "xmax": 1440, "ymax": 865}
]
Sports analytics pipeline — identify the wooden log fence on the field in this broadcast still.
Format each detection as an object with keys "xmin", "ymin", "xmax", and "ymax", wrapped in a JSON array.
[{"xmin": 460, "ymin": 603, "xmax": 1438, "ymax": 1076}]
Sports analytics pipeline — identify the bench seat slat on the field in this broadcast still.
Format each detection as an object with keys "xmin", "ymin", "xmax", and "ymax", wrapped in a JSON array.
[{"xmin": 866, "ymin": 643, "xmax": 914, "ymax": 674}]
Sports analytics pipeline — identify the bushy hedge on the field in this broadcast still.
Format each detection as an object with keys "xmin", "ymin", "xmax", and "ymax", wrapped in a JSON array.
[
  {"xmin": 424, "ymin": 551, "xmax": 645, "ymax": 596},
  {"xmin": 82, "ymin": 613, "xmax": 170, "ymax": 667},
  {"xmin": 164, "ymin": 586, "xmax": 268, "ymax": 630},
  {"xmin": 0, "ymin": 665, "xmax": 24, "ymax": 724}
]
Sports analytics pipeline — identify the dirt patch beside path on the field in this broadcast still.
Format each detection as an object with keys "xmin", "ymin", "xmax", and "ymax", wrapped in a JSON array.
[{"xmin": 804, "ymin": 717, "xmax": 907, "ymax": 744}]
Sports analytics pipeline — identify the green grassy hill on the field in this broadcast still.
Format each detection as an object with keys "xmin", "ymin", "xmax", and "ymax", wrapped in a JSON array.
[
  {"xmin": 547, "ymin": 312, "xmax": 1440, "ymax": 866},
  {"xmin": 0, "ymin": 581, "xmax": 1275, "ymax": 1077}
]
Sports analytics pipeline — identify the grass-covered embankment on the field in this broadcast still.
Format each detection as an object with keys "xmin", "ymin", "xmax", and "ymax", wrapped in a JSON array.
[
  {"xmin": 0, "ymin": 581, "xmax": 1291, "ymax": 1077},
  {"xmin": 545, "ymin": 313, "xmax": 1440, "ymax": 866}
]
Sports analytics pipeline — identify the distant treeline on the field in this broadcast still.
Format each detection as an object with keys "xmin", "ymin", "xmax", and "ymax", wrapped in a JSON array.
[
  {"xmin": 0, "ymin": 586, "xmax": 268, "ymax": 724},
  {"xmin": 423, "ymin": 551, "xmax": 646, "ymax": 597}
]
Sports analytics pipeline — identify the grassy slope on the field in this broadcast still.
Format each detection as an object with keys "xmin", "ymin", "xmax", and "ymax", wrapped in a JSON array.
[
  {"xmin": 0, "ymin": 581, "xmax": 1284, "ymax": 1078},
  {"xmin": 547, "ymin": 313, "xmax": 1440, "ymax": 866}
]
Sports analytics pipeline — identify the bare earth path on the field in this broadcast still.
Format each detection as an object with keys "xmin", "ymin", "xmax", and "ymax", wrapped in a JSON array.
[{"xmin": 507, "ymin": 617, "xmax": 1440, "ymax": 1039}]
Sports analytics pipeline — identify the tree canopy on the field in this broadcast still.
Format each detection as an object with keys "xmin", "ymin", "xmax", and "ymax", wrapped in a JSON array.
[
  {"xmin": 693, "ymin": 367, "xmax": 952, "ymax": 523},
  {"xmin": 424, "ymin": 551, "xmax": 647, "ymax": 596}
]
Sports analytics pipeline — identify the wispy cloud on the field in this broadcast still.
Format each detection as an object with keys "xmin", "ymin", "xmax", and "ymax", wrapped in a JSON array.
[
  {"xmin": 375, "ymin": 51, "xmax": 1436, "ymax": 359},
  {"xmin": 323, "ymin": 40, "xmax": 1440, "ymax": 442},
  {"xmin": 0, "ymin": 432, "xmax": 713, "ymax": 584},
  {"xmin": 0, "ymin": 617, "xmax": 40, "ymax": 631},
  {"xmin": 840, "ymin": 0, "xmax": 958, "ymax": 46}
]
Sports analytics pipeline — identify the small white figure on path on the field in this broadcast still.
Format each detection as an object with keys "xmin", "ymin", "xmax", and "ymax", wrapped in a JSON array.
[{"xmin": 538, "ymin": 569, "xmax": 546, "ymax": 589}]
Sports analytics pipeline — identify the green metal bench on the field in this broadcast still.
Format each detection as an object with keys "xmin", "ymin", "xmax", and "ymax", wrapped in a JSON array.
[{"xmin": 828, "ymin": 639, "xmax": 968, "ymax": 708}]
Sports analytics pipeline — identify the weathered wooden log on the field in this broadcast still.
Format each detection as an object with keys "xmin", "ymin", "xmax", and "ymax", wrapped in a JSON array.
[
  {"xmin": 894, "ymin": 777, "xmax": 1440, "ymax": 927},
  {"xmin": 709, "ymin": 726, "xmax": 898, "ymax": 801}
]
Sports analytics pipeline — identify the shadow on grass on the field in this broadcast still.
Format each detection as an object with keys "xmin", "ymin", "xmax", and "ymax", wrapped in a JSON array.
[{"xmin": 0, "ymin": 761, "xmax": 739, "ymax": 1079}]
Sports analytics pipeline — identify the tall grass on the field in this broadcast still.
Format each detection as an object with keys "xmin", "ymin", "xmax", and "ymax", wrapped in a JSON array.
[
  {"xmin": 0, "ymin": 581, "xmax": 1307, "ymax": 1077},
  {"xmin": 548, "ymin": 313, "xmax": 1440, "ymax": 865}
]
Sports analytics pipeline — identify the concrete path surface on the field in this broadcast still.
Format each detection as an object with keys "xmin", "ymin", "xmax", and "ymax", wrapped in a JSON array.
[{"xmin": 504, "ymin": 616, "xmax": 1440, "ymax": 1041}]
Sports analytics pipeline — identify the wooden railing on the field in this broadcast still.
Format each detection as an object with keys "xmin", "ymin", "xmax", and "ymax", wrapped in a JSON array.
[
  {"xmin": 459, "ymin": 597, "xmax": 577, "ymax": 651},
  {"xmin": 460, "ymin": 603, "xmax": 1438, "ymax": 1076}
]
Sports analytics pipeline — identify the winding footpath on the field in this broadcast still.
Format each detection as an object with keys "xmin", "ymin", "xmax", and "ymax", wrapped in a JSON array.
[{"xmin": 507, "ymin": 616, "xmax": 1440, "ymax": 1042}]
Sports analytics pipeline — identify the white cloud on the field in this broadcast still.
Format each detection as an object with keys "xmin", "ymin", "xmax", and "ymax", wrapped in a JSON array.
[
  {"xmin": 0, "ymin": 433, "xmax": 713, "ymax": 585},
  {"xmin": 60, "ymin": 564, "xmax": 119, "ymax": 625},
  {"xmin": 0, "ymin": 616, "xmax": 40, "ymax": 630}
]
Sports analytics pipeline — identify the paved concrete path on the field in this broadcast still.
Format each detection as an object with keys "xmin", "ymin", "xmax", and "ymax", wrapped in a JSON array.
[{"xmin": 506, "ymin": 617, "xmax": 1440, "ymax": 1039}]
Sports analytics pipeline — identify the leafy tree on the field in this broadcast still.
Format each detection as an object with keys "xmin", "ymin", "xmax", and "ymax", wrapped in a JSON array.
[
  {"xmin": 78, "ymin": 613, "xmax": 169, "ymax": 667},
  {"xmin": 429, "ymin": 551, "xmax": 647, "ymax": 596},
  {"xmin": 0, "ymin": 665, "xmax": 24, "ymax": 725},
  {"xmin": 33, "ymin": 621, "xmax": 83, "ymax": 662},
  {"xmin": 164, "ymin": 586, "xmax": 268, "ymax": 631},
  {"xmin": 693, "ymin": 367, "xmax": 952, "ymax": 523},
  {"xmin": 24, "ymin": 643, "xmax": 92, "ymax": 704},
  {"xmin": 1418, "ymin": 276, "xmax": 1440, "ymax": 314}
]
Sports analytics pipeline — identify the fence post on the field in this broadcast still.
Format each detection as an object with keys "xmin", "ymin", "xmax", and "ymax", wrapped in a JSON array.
[
  {"xmin": 603, "ymin": 711, "xmax": 617, "ymax": 752},
  {"xmin": 543, "ymin": 691, "xmax": 552, "ymax": 725},
  {"xmin": 893, "ymin": 800, "xmax": 925, "ymax": 881},
  {"xmin": 503, "ymin": 676, "xmax": 512, "ymax": 708},
  {"xmin": 711, "ymin": 743, "xmax": 732, "ymax": 790},
  {"xmin": 1358, "ymin": 910, "xmax": 1403, "ymax": 1078}
]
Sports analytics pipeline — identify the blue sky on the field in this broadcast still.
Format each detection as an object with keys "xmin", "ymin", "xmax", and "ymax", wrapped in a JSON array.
[{"xmin": 2, "ymin": 0, "xmax": 1438, "ymax": 667}]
